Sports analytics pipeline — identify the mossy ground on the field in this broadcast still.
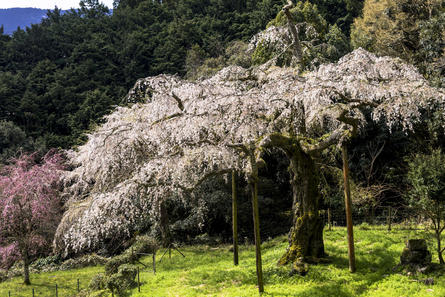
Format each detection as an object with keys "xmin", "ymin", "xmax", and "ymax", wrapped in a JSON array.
[{"xmin": 0, "ymin": 226, "xmax": 444, "ymax": 296}]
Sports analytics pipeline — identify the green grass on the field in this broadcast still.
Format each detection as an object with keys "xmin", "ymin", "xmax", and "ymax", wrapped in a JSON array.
[
  {"xmin": 130, "ymin": 226, "xmax": 444, "ymax": 297},
  {"xmin": 0, "ymin": 226, "xmax": 444, "ymax": 296},
  {"xmin": 0, "ymin": 266, "xmax": 103, "ymax": 297}
]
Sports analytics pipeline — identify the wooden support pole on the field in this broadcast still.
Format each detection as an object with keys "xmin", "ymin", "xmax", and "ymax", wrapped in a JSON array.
[
  {"xmin": 77, "ymin": 279, "xmax": 80, "ymax": 292},
  {"xmin": 250, "ymin": 179, "xmax": 264, "ymax": 293},
  {"xmin": 232, "ymin": 170, "xmax": 239, "ymax": 266},
  {"xmin": 137, "ymin": 266, "xmax": 141, "ymax": 292},
  {"xmin": 55, "ymin": 284, "xmax": 58, "ymax": 297},
  {"xmin": 153, "ymin": 252, "xmax": 156, "ymax": 274},
  {"xmin": 342, "ymin": 145, "xmax": 356, "ymax": 273}
]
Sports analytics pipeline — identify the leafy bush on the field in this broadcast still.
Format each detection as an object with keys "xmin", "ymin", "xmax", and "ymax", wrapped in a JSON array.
[
  {"xmin": 0, "ymin": 269, "xmax": 7, "ymax": 282},
  {"xmin": 357, "ymin": 222, "xmax": 371, "ymax": 230},
  {"xmin": 89, "ymin": 273, "xmax": 107, "ymax": 291},
  {"xmin": 105, "ymin": 236, "xmax": 158, "ymax": 275},
  {"xmin": 30, "ymin": 255, "xmax": 61, "ymax": 272},
  {"xmin": 60, "ymin": 254, "xmax": 108, "ymax": 271},
  {"xmin": 106, "ymin": 265, "xmax": 137, "ymax": 296},
  {"xmin": 128, "ymin": 235, "xmax": 158, "ymax": 255},
  {"xmin": 118, "ymin": 264, "xmax": 137, "ymax": 285},
  {"xmin": 105, "ymin": 254, "xmax": 131, "ymax": 276}
]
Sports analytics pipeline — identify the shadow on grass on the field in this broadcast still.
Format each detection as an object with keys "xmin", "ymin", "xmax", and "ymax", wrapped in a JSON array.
[{"xmin": 263, "ymin": 282, "xmax": 354, "ymax": 297}]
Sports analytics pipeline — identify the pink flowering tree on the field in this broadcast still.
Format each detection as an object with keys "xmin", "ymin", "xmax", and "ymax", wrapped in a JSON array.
[{"xmin": 0, "ymin": 151, "xmax": 64, "ymax": 285}]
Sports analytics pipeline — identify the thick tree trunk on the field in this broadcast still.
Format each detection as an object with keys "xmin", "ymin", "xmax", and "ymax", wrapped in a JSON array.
[
  {"xmin": 23, "ymin": 249, "xmax": 30, "ymax": 285},
  {"xmin": 159, "ymin": 201, "xmax": 171, "ymax": 248},
  {"xmin": 279, "ymin": 149, "xmax": 325, "ymax": 270}
]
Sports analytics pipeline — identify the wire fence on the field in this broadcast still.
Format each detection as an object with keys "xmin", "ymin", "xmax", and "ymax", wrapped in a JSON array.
[
  {"xmin": 322, "ymin": 205, "xmax": 427, "ymax": 231},
  {"xmin": 4, "ymin": 278, "xmax": 82, "ymax": 297}
]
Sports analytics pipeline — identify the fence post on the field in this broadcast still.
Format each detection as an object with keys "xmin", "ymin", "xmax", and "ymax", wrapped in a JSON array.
[
  {"xmin": 77, "ymin": 278, "xmax": 80, "ymax": 292},
  {"xmin": 153, "ymin": 252, "xmax": 156, "ymax": 274},
  {"xmin": 55, "ymin": 284, "xmax": 58, "ymax": 297},
  {"xmin": 137, "ymin": 266, "xmax": 141, "ymax": 292},
  {"xmin": 32, "ymin": 288, "xmax": 34, "ymax": 297}
]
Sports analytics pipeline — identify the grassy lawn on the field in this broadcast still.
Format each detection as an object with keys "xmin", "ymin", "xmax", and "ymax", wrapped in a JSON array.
[
  {"xmin": 0, "ymin": 226, "xmax": 444, "ymax": 296},
  {"xmin": 0, "ymin": 266, "xmax": 103, "ymax": 297},
  {"xmin": 130, "ymin": 226, "xmax": 444, "ymax": 297}
]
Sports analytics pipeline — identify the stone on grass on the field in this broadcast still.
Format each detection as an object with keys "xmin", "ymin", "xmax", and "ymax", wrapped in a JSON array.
[{"xmin": 400, "ymin": 239, "xmax": 432, "ymax": 265}]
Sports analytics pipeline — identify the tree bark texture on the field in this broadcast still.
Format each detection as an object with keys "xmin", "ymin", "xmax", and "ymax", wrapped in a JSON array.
[
  {"xmin": 159, "ymin": 201, "xmax": 172, "ymax": 248},
  {"xmin": 279, "ymin": 148, "xmax": 325, "ymax": 267},
  {"xmin": 23, "ymin": 249, "xmax": 30, "ymax": 285}
]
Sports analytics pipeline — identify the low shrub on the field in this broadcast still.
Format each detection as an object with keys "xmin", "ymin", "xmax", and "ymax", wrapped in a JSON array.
[
  {"xmin": 30, "ymin": 255, "xmax": 62, "ymax": 272},
  {"xmin": 118, "ymin": 264, "xmax": 137, "ymax": 285},
  {"xmin": 128, "ymin": 235, "xmax": 158, "ymax": 255},
  {"xmin": 105, "ymin": 254, "xmax": 131, "ymax": 276},
  {"xmin": 105, "ymin": 235, "xmax": 158, "ymax": 275},
  {"xmin": 357, "ymin": 222, "xmax": 371, "ymax": 230},
  {"xmin": 106, "ymin": 265, "xmax": 137, "ymax": 296},
  {"xmin": 89, "ymin": 273, "xmax": 107, "ymax": 291},
  {"xmin": 6, "ymin": 261, "xmax": 23, "ymax": 278},
  {"xmin": 0, "ymin": 269, "xmax": 7, "ymax": 283},
  {"xmin": 60, "ymin": 254, "xmax": 108, "ymax": 271}
]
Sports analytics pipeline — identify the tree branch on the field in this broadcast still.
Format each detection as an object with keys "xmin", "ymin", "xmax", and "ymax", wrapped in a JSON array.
[
  {"xmin": 282, "ymin": 0, "xmax": 302, "ymax": 61},
  {"xmin": 302, "ymin": 126, "xmax": 350, "ymax": 155}
]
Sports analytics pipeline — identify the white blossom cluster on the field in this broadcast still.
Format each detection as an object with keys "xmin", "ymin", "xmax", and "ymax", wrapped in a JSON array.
[
  {"xmin": 55, "ymin": 49, "xmax": 445, "ymax": 256},
  {"xmin": 248, "ymin": 25, "xmax": 289, "ymax": 54}
]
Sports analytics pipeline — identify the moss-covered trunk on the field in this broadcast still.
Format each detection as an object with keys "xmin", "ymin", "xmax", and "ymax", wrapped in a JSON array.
[{"xmin": 279, "ymin": 149, "xmax": 325, "ymax": 266}]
